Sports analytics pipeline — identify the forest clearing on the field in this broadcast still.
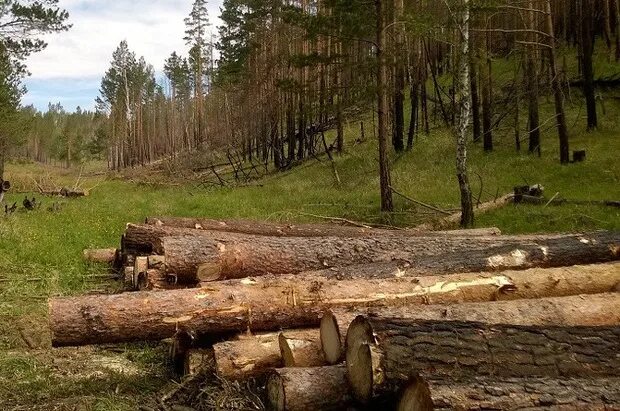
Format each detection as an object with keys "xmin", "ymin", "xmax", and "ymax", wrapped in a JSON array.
[{"xmin": 1, "ymin": 0, "xmax": 620, "ymax": 410}]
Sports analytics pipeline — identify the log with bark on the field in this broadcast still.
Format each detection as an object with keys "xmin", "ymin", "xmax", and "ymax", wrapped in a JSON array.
[
  {"xmin": 397, "ymin": 375, "xmax": 620, "ymax": 411},
  {"xmin": 345, "ymin": 318, "xmax": 620, "ymax": 403},
  {"xmin": 278, "ymin": 329, "xmax": 324, "ymax": 367},
  {"xmin": 48, "ymin": 263, "xmax": 620, "ymax": 346},
  {"xmin": 153, "ymin": 229, "xmax": 620, "ymax": 283},
  {"xmin": 321, "ymin": 292, "xmax": 620, "ymax": 365},
  {"xmin": 267, "ymin": 366, "xmax": 351, "ymax": 411},
  {"xmin": 83, "ymin": 248, "xmax": 118, "ymax": 264},
  {"xmin": 145, "ymin": 216, "xmax": 502, "ymax": 237}
]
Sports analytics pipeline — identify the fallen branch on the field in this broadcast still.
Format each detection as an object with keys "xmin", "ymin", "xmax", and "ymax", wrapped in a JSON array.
[{"xmin": 390, "ymin": 186, "xmax": 451, "ymax": 215}]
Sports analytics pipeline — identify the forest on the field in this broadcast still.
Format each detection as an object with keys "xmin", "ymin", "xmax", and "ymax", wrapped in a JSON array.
[{"xmin": 0, "ymin": 0, "xmax": 619, "ymax": 410}]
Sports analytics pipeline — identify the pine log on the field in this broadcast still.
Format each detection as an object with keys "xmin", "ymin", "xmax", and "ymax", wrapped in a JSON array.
[
  {"xmin": 346, "ymin": 318, "xmax": 620, "ymax": 403},
  {"xmin": 155, "ymin": 230, "xmax": 620, "ymax": 283},
  {"xmin": 278, "ymin": 329, "xmax": 324, "ymax": 367},
  {"xmin": 83, "ymin": 248, "xmax": 118, "ymax": 264},
  {"xmin": 49, "ymin": 263, "xmax": 620, "ymax": 346},
  {"xmin": 267, "ymin": 366, "xmax": 351, "ymax": 411},
  {"xmin": 212, "ymin": 329, "xmax": 320, "ymax": 380},
  {"xmin": 145, "ymin": 216, "xmax": 502, "ymax": 237},
  {"xmin": 397, "ymin": 375, "xmax": 620, "ymax": 411},
  {"xmin": 322, "ymin": 292, "xmax": 620, "ymax": 364}
]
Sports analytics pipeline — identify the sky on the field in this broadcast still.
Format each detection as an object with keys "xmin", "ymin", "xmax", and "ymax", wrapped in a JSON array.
[{"xmin": 22, "ymin": 0, "xmax": 223, "ymax": 112}]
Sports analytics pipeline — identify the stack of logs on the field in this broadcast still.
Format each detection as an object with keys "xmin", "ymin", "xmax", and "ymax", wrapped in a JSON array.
[{"xmin": 56, "ymin": 217, "xmax": 620, "ymax": 410}]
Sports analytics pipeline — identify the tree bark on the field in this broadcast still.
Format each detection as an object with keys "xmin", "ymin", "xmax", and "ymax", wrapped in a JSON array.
[
  {"xmin": 397, "ymin": 375, "xmax": 620, "ymax": 411},
  {"xmin": 324, "ymin": 292, "xmax": 620, "ymax": 364},
  {"xmin": 346, "ymin": 318, "xmax": 620, "ymax": 403},
  {"xmin": 527, "ymin": 0, "xmax": 541, "ymax": 155},
  {"xmin": 143, "ymin": 218, "xmax": 500, "ymax": 239},
  {"xmin": 279, "ymin": 329, "xmax": 324, "ymax": 367},
  {"xmin": 376, "ymin": 0, "xmax": 394, "ymax": 212},
  {"xmin": 49, "ymin": 263, "xmax": 620, "ymax": 346},
  {"xmin": 154, "ymin": 230, "xmax": 620, "ymax": 283},
  {"xmin": 267, "ymin": 366, "xmax": 351, "ymax": 411},
  {"xmin": 581, "ymin": 0, "xmax": 598, "ymax": 130}
]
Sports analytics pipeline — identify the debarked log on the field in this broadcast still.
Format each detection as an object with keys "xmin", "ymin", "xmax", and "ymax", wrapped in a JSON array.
[{"xmin": 48, "ymin": 263, "xmax": 620, "ymax": 347}]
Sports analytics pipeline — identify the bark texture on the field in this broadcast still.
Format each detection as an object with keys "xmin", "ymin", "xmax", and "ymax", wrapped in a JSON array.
[
  {"xmin": 49, "ymin": 263, "xmax": 620, "ymax": 346},
  {"xmin": 398, "ymin": 376, "xmax": 620, "ymax": 411},
  {"xmin": 267, "ymin": 366, "xmax": 351, "ymax": 411},
  {"xmin": 347, "ymin": 318, "xmax": 620, "ymax": 402},
  {"xmin": 325, "ymin": 292, "xmax": 620, "ymax": 365},
  {"xmin": 213, "ymin": 332, "xmax": 283, "ymax": 379},
  {"xmin": 156, "ymin": 230, "xmax": 620, "ymax": 283}
]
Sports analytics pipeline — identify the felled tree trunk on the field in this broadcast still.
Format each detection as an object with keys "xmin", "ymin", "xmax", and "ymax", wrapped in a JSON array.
[
  {"xmin": 322, "ymin": 292, "xmax": 620, "ymax": 364},
  {"xmin": 267, "ymin": 366, "xmax": 351, "ymax": 411},
  {"xmin": 346, "ymin": 318, "xmax": 620, "ymax": 403},
  {"xmin": 83, "ymin": 249, "xmax": 118, "ymax": 264},
  {"xmin": 155, "ymin": 230, "xmax": 620, "ymax": 283},
  {"xmin": 279, "ymin": 329, "xmax": 324, "ymax": 367},
  {"xmin": 48, "ymin": 263, "xmax": 620, "ymax": 347},
  {"xmin": 397, "ymin": 376, "xmax": 620, "ymax": 411}
]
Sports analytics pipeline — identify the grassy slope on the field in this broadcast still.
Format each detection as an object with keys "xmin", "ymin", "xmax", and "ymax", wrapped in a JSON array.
[{"xmin": 1, "ymin": 94, "xmax": 620, "ymax": 409}]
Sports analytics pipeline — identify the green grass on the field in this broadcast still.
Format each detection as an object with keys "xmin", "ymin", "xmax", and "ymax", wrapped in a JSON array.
[{"xmin": 1, "ymin": 95, "xmax": 620, "ymax": 409}]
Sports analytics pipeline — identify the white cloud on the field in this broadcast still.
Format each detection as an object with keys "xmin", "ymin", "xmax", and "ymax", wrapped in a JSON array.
[{"xmin": 22, "ymin": 0, "xmax": 223, "ymax": 110}]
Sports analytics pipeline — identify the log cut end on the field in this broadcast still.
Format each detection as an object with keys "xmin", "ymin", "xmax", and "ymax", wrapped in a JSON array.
[
  {"xmin": 397, "ymin": 377, "xmax": 433, "ymax": 411},
  {"xmin": 267, "ymin": 373, "xmax": 286, "ymax": 411},
  {"xmin": 320, "ymin": 311, "xmax": 343, "ymax": 364},
  {"xmin": 345, "ymin": 316, "xmax": 377, "ymax": 403}
]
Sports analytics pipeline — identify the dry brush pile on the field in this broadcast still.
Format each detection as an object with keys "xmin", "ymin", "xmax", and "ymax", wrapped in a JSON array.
[{"xmin": 54, "ymin": 217, "xmax": 620, "ymax": 410}]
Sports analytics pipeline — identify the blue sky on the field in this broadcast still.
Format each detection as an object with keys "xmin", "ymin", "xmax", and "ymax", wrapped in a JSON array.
[{"xmin": 22, "ymin": 0, "xmax": 223, "ymax": 112}]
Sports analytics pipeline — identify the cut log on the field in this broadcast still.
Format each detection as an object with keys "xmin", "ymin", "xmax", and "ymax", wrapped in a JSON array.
[
  {"xmin": 145, "ymin": 216, "xmax": 501, "ymax": 237},
  {"xmin": 48, "ymin": 263, "xmax": 620, "ymax": 346},
  {"xmin": 267, "ymin": 366, "xmax": 351, "ymax": 411},
  {"xmin": 346, "ymin": 318, "xmax": 620, "ymax": 403},
  {"xmin": 322, "ymin": 292, "xmax": 620, "ymax": 364},
  {"xmin": 278, "ymin": 329, "xmax": 324, "ymax": 367},
  {"xmin": 397, "ymin": 375, "xmax": 620, "ymax": 411},
  {"xmin": 83, "ymin": 248, "xmax": 118, "ymax": 264},
  {"xmin": 154, "ymin": 229, "xmax": 620, "ymax": 283},
  {"xmin": 212, "ymin": 330, "xmax": 322, "ymax": 380},
  {"xmin": 135, "ymin": 269, "xmax": 186, "ymax": 291}
]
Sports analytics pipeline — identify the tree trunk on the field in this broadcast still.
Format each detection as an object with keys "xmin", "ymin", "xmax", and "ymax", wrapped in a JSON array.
[
  {"xmin": 545, "ymin": 0, "xmax": 570, "ymax": 164},
  {"xmin": 154, "ymin": 230, "xmax": 620, "ymax": 283},
  {"xmin": 527, "ymin": 0, "xmax": 541, "ymax": 155},
  {"xmin": 581, "ymin": 0, "xmax": 598, "ymax": 130},
  {"xmin": 376, "ymin": 0, "xmax": 394, "ymax": 212},
  {"xmin": 279, "ymin": 329, "xmax": 324, "ymax": 367},
  {"xmin": 397, "ymin": 375, "xmax": 620, "ymax": 411},
  {"xmin": 456, "ymin": 0, "xmax": 474, "ymax": 227},
  {"xmin": 49, "ymin": 262, "xmax": 620, "ymax": 346},
  {"xmin": 346, "ymin": 317, "xmax": 620, "ymax": 403},
  {"xmin": 323, "ymin": 292, "xmax": 620, "ymax": 365},
  {"xmin": 143, "ymin": 218, "xmax": 500, "ymax": 239},
  {"xmin": 267, "ymin": 366, "xmax": 351, "ymax": 411}
]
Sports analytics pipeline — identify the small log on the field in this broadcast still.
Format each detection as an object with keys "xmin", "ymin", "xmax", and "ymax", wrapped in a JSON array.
[
  {"xmin": 154, "ymin": 229, "xmax": 620, "ymax": 283},
  {"xmin": 83, "ymin": 249, "xmax": 118, "ymax": 264},
  {"xmin": 48, "ymin": 263, "xmax": 620, "ymax": 346},
  {"xmin": 145, "ymin": 216, "xmax": 501, "ymax": 238},
  {"xmin": 397, "ymin": 376, "xmax": 620, "ymax": 411},
  {"xmin": 322, "ymin": 292, "xmax": 620, "ymax": 364},
  {"xmin": 278, "ymin": 329, "xmax": 324, "ymax": 367},
  {"xmin": 267, "ymin": 366, "xmax": 351, "ymax": 411},
  {"xmin": 345, "ymin": 318, "xmax": 620, "ymax": 403},
  {"xmin": 132, "ymin": 256, "xmax": 148, "ymax": 290}
]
